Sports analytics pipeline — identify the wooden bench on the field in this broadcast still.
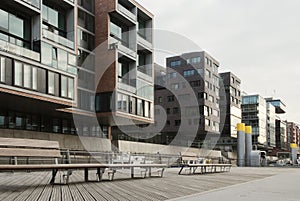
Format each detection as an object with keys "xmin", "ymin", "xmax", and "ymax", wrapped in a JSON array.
[
  {"xmin": 0, "ymin": 137, "xmax": 167, "ymax": 184},
  {"xmin": 0, "ymin": 137, "xmax": 61, "ymax": 165},
  {"xmin": 178, "ymin": 152, "xmax": 232, "ymax": 175}
]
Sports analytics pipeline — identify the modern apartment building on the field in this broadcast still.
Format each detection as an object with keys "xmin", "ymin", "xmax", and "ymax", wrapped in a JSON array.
[
  {"xmin": 266, "ymin": 98, "xmax": 288, "ymax": 152},
  {"xmin": 217, "ymin": 72, "xmax": 242, "ymax": 152},
  {"xmin": 0, "ymin": 0, "xmax": 153, "ymax": 151},
  {"xmin": 94, "ymin": 0, "xmax": 154, "ymax": 141},
  {"xmin": 266, "ymin": 103, "xmax": 276, "ymax": 148},
  {"xmin": 154, "ymin": 51, "xmax": 220, "ymax": 148},
  {"xmin": 286, "ymin": 122, "xmax": 300, "ymax": 150},
  {"xmin": 242, "ymin": 95, "xmax": 267, "ymax": 148}
]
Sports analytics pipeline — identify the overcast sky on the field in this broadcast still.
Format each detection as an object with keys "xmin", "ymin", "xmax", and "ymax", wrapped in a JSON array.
[{"xmin": 137, "ymin": 0, "xmax": 300, "ymax": 122}]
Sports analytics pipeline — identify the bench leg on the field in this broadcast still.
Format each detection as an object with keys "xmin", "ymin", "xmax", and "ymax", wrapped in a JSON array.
[
  {"xmin": 84, "ymin": 168, "xmax": 89, "ymax": 182},
  {"xmin": 160, "ymin": 168, "xmax": 165, "ymax": 177},
  {"xmin": 149, "ymin": 167, "xmax": 151, "ymax": 177},
  {"xmin": 131, "ymin": 167, "xmax": 134, "ymax": 178},
  {"xmin": 178, "ymin": 166, "xmax": 184, "ymax": 175},
  {"xmin": 50, "ymin": 169, "xmax": 58, "ymax": 184},
  {"xmin": 96, "ymin": 168, "xmax": 105, "ymax": 181}
]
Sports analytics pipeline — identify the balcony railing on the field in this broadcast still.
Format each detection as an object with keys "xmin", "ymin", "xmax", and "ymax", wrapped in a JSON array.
[
  {"xmin": 0, "ymin": 39, "xmax": 40, "ymax": 61},
  {"xmin": 109, "ymin": 37, "xmax": 136, "ymax": 59},
  {"xmin": 118, "ymin": 82, "xmax": 136, "ymax": 94},
  {"xmin": 19, "ymin": 0, "xmax": 40, "ymax": 9},
  {"xmin": 137, "ymin": 34, "xmax": 152, "ymax": 50},
  {"xmin": 117, "ymin": 4, "xmax": 137, "ymax": 22},
  {"xmin": 42, "ymin": 29, "xmax": 74, "ymax": 49},
  {"xmin": 137, "ymin": 65, "xmax": 153, "ymax": 82}
]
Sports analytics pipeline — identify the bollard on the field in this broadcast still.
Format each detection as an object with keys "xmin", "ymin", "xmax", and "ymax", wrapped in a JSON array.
[
  {"xmin": 237, "ymin": 123, "xmax": 246, "ymax": 167},
  {"xmin": 290, "ymin": 143, "xmax": 297, "ymax": 165},
  {"xmin": 245, "ymin": 126, "xmax": 252, "ymax": 167}
]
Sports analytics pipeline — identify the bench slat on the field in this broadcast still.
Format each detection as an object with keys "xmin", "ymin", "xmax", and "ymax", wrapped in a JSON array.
[
  {"xmin": 0, "ymin": 138, "xmax": 60, "ymax": 149},
  {"xmin": 0, "ymin": 148, "xmax": 61, "ymax": 158}
]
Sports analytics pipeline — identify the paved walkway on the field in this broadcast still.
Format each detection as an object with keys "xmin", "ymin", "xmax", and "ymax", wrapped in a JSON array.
[
  {"xmin": 0, "ymin": 167, "xmax": 297, "ymax": 201},
  {"xmin": 170, "ymin": 167, "xmax": 300, "ymax": 201}
]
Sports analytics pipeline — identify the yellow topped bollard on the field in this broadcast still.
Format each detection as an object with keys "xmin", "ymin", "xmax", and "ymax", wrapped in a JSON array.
[
  {"xmin": 245, "ymin": 126, "xmax": 252, "ymax": 166},
  {"xmin": 237, "ymin": 123, "xmax": 246, "ymax": 167}
]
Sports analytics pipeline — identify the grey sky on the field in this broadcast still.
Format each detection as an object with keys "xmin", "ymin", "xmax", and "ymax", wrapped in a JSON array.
[{"xmin": 137, "ymin": 0, "xmax": 300, "ymax": 122}]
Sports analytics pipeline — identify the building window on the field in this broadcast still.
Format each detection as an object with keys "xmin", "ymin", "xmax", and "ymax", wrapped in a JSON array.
[
  {"xmin": 48, "ymin": 71, "xmax": 55, "ymax": 95},
  {"xmin": 183, "ymin": 69, "xmax": 195, "ymax": 77},
  {"xmin": 190, "ymin": 80, "xmax": 201, "ymax": 87},
  {"xmin": 168, "ymin": 95, "xmax": 175, "ymax": 102},
  {"xmin": 205, "ymin": 81, "xmax": 209, "ymax": 88},
  {"xmin": 175, "ymin": 120, "xmax": 181, "ymax": 126},
  {"xmin": 209, "ymin": 95, "xmax": 214, "ymax": 103},
  {"xmin": 191, "ymin": 57, "xmax": 201, "ymax": 64},
  {"xmin": 205, "ymin": 118, "xmax": 211, "ymax": 126},
  {"xmin": 173, "ymin": 107, "xmax": 179, "ymax": 114},
  {"xmin": 144, "ymin": 101, "xmax": 150, "ymax": 118},
  {"xmin": 137, "ymin": 99, "xmax": 144, "ymax": 116},
  {"xmin": 197, "ymin": 68, "xmax": 203, "ymax": 75},
  {"xmin": 0, "ymin": 57, "xmax": 6, "ymax": 83},
  {"xmin": 129, "ymin": 97, "xmax": 136, "ymax": 114},
  {"xmin": 166, "ymin": 108, "xmax": 170, "ymax": 114},
  {"xmin": 158, "ymin": 96, "xmax": 162, "ymax": 103},
  {"xmin": 61, "ymin": 75, "xmax": 68, "ymax": 97},
  {"xmin": 198, "ymin": 92, "xmax": 207, "ymax": 99},
  {"xmin": 204, "ymin": 106, "xmax": 210, "ymax": 116},
  {"xmin": 166, "ymin": 120, "xmax": 170, "ymax": 126},
  {"xmin": 14, "ymin": 61, "xmax": 23, "ymax": 87},
  {"xmin": 168, "ymin": 72, "xmax": 177, "ymax": 79},
  {"xmin": 170, "ymin": 60, "xmax": 181, "ymax": 67},
  {"xmin": 117, "ymin": 93, "xmax": 129, "ymax": 113},
  {"xmin": 206, "ymin": 69, "xmax": 211, "ymax": 78},
  {"xmin": 171, "ymin": 83, "xmax": 179, "ymax": 90}
]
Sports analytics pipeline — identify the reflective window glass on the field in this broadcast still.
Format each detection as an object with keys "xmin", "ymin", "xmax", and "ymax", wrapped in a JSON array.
[
  {"xmin": 14, "ymin": 61, "xmax": 23, "ymax": 86},
  {"xmin": 48, "ymin": 71, "xmax": 55, "ymax": 94},
  {"xmin": 9, "ymin": 15, "xmax": 24, "ymax": 38},
  {"xmin": 23, "ymin": 64, "xmax": 31, "ymax": 88},
  {"xmin": 68, "ymin": 77, "xmax": 74, "ymax": 99},
  {"xmin": 0, "ymin": 57, "xmax": 5, "ymax": 82},
  {"xmin": 41, "ymin": 42, "xmax": 52, "ymax": 66},
  {"xmin": 32, "ymin": 67, "xmax": 37, "ymax": 90},
  {"xmin": 61, "ymin": 75, "xmax": 67, "ymax": 97},
  {"xmin": 0, "ymin": 9, "xmax": 8, "ymax": 29}
]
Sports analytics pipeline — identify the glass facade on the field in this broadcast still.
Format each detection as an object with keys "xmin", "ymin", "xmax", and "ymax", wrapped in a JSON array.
[{"xmin": 0, "ymin": 8, "xmax": 30, "ymax": 49}]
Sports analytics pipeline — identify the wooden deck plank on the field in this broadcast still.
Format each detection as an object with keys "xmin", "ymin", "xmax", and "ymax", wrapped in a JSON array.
[{"xmin": 0, "ymin": 168, "xmax": 283, "ymax": 201}]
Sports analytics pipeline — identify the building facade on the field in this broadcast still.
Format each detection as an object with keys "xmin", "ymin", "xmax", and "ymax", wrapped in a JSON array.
[
  {"xmin": 242, "ymin": 95, "xmax": 267, "ymax": 148},
  {"xmin": 266, "ymin": 98, "xmax": 288, "ymax": 153},
  {"xmin": 0, "ymin": 0, "xmax": 153, "ymax": 151},
  {"xmin": 93, "ymin": 0, "xmax": 154, "ymax": 142},
  {"xmin": 154, "ymin": 51, "xmax": 220, "ymax": 148},
  {"xmin": 217, "ymin": 72, "xmax": 242, "ymax": 152}
]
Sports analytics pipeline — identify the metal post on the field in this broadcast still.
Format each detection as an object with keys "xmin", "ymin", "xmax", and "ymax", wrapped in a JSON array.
[
  {"xmin": 245, "ymin": 126, "xmax": 252, "ymax": 167},
  {"xmin": 290, "ymin": 143, "xmax": 298, "ymax": 165},
  {"xmin": 237, "ymin": 123, "xmax": 246, "ymax": 167}
]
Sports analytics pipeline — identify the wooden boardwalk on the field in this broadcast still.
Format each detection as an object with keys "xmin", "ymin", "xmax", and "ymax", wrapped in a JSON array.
[{"xmin": 0, "ymin": 167, "xmax": 288, "ymax": 201}]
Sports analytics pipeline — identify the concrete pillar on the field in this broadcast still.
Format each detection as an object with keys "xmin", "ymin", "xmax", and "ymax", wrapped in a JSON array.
[
  {"xmin": 290, "ymin": 143, "xmax": 298, "ymax": 165},
  {"xmin": 237, "ymin": 123, "xmax": 246, "ymax": 167},
  {"xmin": 245, "ymin": 126, "xmax": 252, "ymax": 167}
]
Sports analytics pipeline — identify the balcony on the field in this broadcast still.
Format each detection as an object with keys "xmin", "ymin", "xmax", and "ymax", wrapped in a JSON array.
[
  {"xmin": 19, "ymin": 0, "xmax": 40, "ymax": 9},
  {"xmin": 42, "ymin": 29, "xmax": 74, "ymax": 50},
  {"xmin": 117, "ymin": 82, "xmax": 136, "ymax": 94},
  {"xmin": 137, "ymin": 34, "xmax": 152, "ymax": 51},
  {"xmin": 109, "ymin": 37, "xmax": 136, "ymax": 60},
  {"xmin": 137, "ymin": 65, "xmax": 153, "ymax": 83},
  {"xmin": 0, "ymin": 39, "xmax": 40, "ymax": 61},
  {"xmin": 117, "ymin": 3, "xmax": 137, "ymax": 23}
]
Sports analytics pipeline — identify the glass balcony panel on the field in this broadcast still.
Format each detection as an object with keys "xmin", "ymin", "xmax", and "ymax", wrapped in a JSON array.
[
  {"xmin": 117, "ymin": 4, "xmax": 137, "ymax": 22},
  {"xmin": 19, "ymin": 0, "xmax": 40, "ymax": 9},
  {"xmin": 42, "ymin": 29, "xmax": 74, "ymax": 49},
  {"xmin": 0, "ymin": 39, "xmax": 40, "ymax": 61}
]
